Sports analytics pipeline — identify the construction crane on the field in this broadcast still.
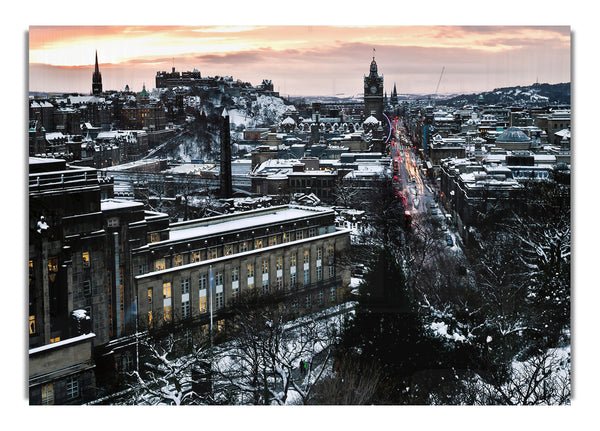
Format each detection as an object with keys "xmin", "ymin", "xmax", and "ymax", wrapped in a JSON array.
[{"xmin": 434, "ymin": 66, "xmax": 445, "ymax": 97}]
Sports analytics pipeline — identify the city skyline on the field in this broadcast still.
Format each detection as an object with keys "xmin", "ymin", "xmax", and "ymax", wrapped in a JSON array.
[{"xmin": 29, "ymin": 25, "xmax": 570, "ymax": 97}]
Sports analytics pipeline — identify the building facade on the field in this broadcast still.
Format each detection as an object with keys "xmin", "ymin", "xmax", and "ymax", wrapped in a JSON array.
[{"xmin": 133, "ymin": 205, "xmax": 351, "ymax": 338}]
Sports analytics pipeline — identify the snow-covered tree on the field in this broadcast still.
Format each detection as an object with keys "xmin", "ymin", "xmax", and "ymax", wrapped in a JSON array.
[
  {"xmin": 464, "ymin": 347, "xmax": 570, "ymax": 405},
  {"xmin": 213, "ymin": 299, "xmax": 339, "ymax": 405},
  {"xmin": 124, "ymin": 334, "xmax": 210, "ymax": 405}
]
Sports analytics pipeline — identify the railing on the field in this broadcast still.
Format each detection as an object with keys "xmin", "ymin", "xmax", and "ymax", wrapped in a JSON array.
[{"xmin": 29, "ymin": 169, "xmax": 100, "ymax": 192}]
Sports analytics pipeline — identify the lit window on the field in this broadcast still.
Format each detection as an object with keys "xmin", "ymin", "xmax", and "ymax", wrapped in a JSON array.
[
  {"xmin": 174, "ymin": 254, "xmax": 183, "ymax": 267},
  {"xmin": 303, "ymin": 250, "xmax": 310, "ymax": 264},
  {"xmin": 262, "ymin": 259, "xmax": 269, "ymax": 274},
  {"xmin": 147, "ymin": 288, "xmax": 153, "ymax": 303},
  {"xmin": 247, "ymin": 263, "xmax": 254, "ymax": 290},
  {"xmin": 192, "ymin": 250, "xmax": 201, "ymax": 263},
  {"xmin": 217, "ymin": 319, "xmax": 225, "ymax": 332},
  {"xmin": 208, "ymin": 248, "xmax": 218, "ymax": 260},
  {"xmin": 150, "ymin": 232, "xmax": 160, "ymax": 243},
  {"xmin": 282, "ymin": 232, "xmax": 290, "ymax": 243},
  {"xmin": 254, "ymin": 238, "xmax": 263, "ymax": 249},
  {"xmin": 48, "ymin": 256, "xmax": 58, "ymax": 273},
  {"xmin": 148, "ymin": 311, "xmax": 153, "ymax": 327},
  {"xmin": 269, "ymin": 236, "xmax": 277, "ymax": 246},
  {"xmin": 199, "ymin": 290, "xmax": 207, "ymax": 314},
  {"xmin": 163, "ymin": 282, "xmax": 172, "ymax": 322},
  {"xmin": 154, "ymin": 258, "xmax": 165, "ymax": 271},
  {"xmin": 276, "ymin": 256, "xmax": 283, "ymax": 270},
  {"xmin": 82, "ymin": 251, "xmax": 90, "ymax": 268},
  {"xmin": 41, "ymin": 384, "xmax": 54, "ymax": 405},
  {"xmin": 224, "ymin": 244, "xmax": 233, "ymax": 256},
  {"xmin": 240, "ymin": 241, "xmax": 249, "ymax": 252},
  {"xmin": 50, "ymin": 337, "xmax": 60, "ymax": 343},
  {"xmin": 290, "ymin": 253, "xmax": 297, "ymax": 267},
  {"xmin": 163, "ymin": 282, "xmax": 171, "ymax": 299},
  {"xmin": 29, "ymin": 315, "xmax": 36, "ymax": 335},
  {"xmin": 163, "ymin": 305, "xmax": 172, "ymax": 322}
]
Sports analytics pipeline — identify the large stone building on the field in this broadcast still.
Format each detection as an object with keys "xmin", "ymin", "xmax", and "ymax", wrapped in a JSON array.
[
  {"xmin": 134, "ymin": 205, "xmax": 351, "ymax": 338},
  {"xmin": 28, "ymin": 158, "xmax": 114, "ymax": 404},
  {"xmin": 29, "ymin": 157, "xmax": 351, "ymax": 403}
]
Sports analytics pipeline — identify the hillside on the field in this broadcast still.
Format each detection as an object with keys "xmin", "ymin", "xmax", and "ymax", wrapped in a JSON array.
[{"xmin": 437, "ymin": 82, "xmax": 571, "ymax": 107}]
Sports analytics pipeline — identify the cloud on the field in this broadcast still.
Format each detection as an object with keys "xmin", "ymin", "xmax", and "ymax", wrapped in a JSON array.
[{"xmin": 28, "ymin": 25, "xmax": 571, "ymax": 96}]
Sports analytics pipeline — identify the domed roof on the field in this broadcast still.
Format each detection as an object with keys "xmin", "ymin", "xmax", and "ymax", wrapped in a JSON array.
[
  {"xmin": 496, "ymin": 127, "xmax": 530, "ymax": 143},
  {"xmin": 364, "ymin": 115, "xmax": 379, "ymax": 124},
  {"xmin": 282, "ymin": 116, "xmax": 296, "ymax": 125}
]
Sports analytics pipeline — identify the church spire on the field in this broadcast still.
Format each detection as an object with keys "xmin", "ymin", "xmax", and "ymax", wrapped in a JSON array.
[{"xmin": 92, "ymin": 50, "xmax": 103, "ymax": 95}]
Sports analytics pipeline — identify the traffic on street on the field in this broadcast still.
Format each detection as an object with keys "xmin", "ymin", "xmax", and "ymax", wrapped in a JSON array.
[{"xmin": 389, "ymin": 116, "xmax": 460, "ymax": 252}]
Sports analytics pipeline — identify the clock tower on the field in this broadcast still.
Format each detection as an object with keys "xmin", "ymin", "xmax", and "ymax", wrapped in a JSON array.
[{"xmin": 364, "ymin": 55, "xmax": 384, "ymax": 121}]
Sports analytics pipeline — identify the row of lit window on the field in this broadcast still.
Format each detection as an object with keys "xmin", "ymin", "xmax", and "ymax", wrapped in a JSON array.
[
  {"xmin": 148, "ymin": 229, "xmax": 325, "ymax": 272},
  {"xmin": 146, "ymin": 250, "xmax": 335, "ymax": 326}
]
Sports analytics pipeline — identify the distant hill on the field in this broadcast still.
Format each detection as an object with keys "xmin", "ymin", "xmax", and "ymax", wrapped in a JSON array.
[{"xmin": 436, "ymin": 82, "xmax": 571, "ymax": 107}]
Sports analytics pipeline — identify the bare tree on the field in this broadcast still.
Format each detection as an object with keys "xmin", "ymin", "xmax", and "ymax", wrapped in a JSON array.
[
  {"xmin": 123, "ymin": 334, "xmax": 209, "ymax": 405},
  {"xmin": 213, "ymin": 300, "xmax": 340, "ymax": 405},
  {"xmin": 465, "ymin": 348, "xmax": 570, "ymax": 405},
  {"xmin": 308, "ymin": 356, "xmax": 381, "ymax": 405}
]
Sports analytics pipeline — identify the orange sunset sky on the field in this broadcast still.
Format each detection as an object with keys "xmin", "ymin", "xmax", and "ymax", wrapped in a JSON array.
[{"xmin": 29, "ymin": 25, "xmax": 570, "ymax": 97}]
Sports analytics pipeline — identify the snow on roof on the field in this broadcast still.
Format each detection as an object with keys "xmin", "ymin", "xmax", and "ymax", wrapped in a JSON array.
[
  {"xmin": 101, "ymin": 199, "xmax": 144, "ymax": 212},
  {"xmin": 45, "ymin": 132, "xmax": 65, "ymax": 140},
  {"xmin": 29, "ymin": 332, "xmax": 96, "ymax": 355},
  {"xmin": 165, "ymin": 207, "xmax": 326, "ymax": 243},
  {"xmin": 364, "ymin": 115, "xmax": 379, "ymax": 124}
]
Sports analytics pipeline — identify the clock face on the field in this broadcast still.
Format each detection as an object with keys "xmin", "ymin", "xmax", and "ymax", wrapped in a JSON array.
[{"xmin": 370, "ymin": 86, "xmax": 377, "ymax": 94}]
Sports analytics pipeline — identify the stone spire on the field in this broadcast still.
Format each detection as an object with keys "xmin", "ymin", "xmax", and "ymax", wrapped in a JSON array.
[{"xmin": 92, "ymin": 51, "xmax": 103, "ymax": 95}]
